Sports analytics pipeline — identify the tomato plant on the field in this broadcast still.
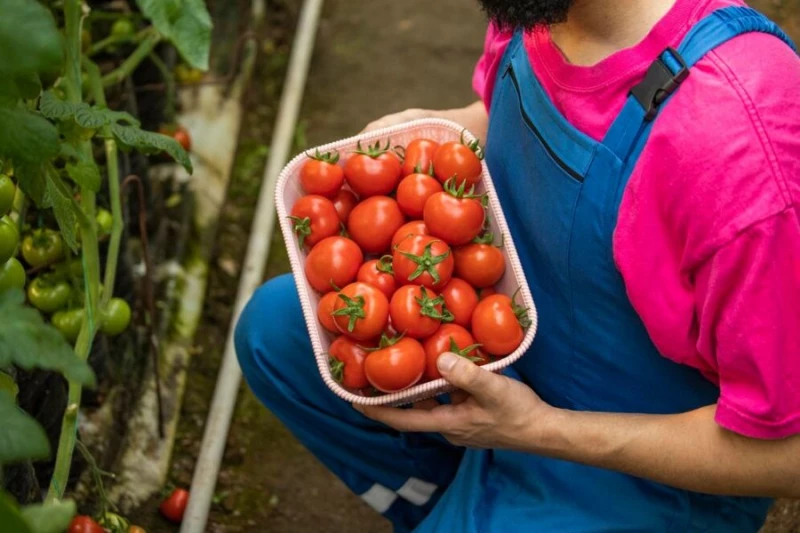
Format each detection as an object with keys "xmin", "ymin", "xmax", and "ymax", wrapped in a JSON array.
[
  {"xmin": 399, "ymin": 138, "xmax": 439, "ymax": 177},
  {"xmin": 424, "ymin": 179, "xmax": 485, "ymax": 246},
  {"xmin": 439, "ymin": 278, "xmax": 478, "ymax": 329},
  {"xmin": 344, "ymin": 140, "xmax": 402, "ymax": 197},
  {"xmin": 304, "ymin": 236, "xmax": 363, "ymax": 293},
  {"xmin": 101, "ymin": 297, "xmax": 131, "ymax": 336},
  {"xmin": 346, "ymin": 196, "xmax": 405, "ymax": 254},
  {"xmin": 329, "ymin": 336, "xmax": 370, "ymax": 389},
  {"xmin": 357, "ymin": 257, "xmax": 397, "ymax": 299},
  {"xmin": 331, "ymin": 282, "xmax": 389, "ymax": 341},
  {"xmin": 0, "ymin": 216, "xmax": 19, "ymax": 264},
  {"xmin": 290, "ymin": 195, "xmax": 340, "ymax": 248},
  {"xmin": 423, "ymin": 324, "xmax": 486, "ymax": 380},
  {"xmin": 389, "ymin": 285, "xmax": 452, "ymax": 339},
  {"xmin": 392, "ymin": 235, "xmax": 453, "ymax": 291},
  {"xmin": 331, "ymin": 188, "xmax": 358, "ymax": 223},
  {"xmin": 27, "ymin": 275, "xmax": 71, "ymax": 313},
  {"xmin": 160, "ymin": 488, "xmax": 190, "ymax": 524},
  {"xmin": 396, "ymin": 172, "xmax": 443, "ymax": 219},
  {"xmin": 433, "ymin": 138, "xmax": 483, "ymax": 188},
  {"xmin": 453, "ymin": 237, "xmax": 506, "ymax": 288},
  {"xmin": 471, "ymin": 294, "xmax": 530, "ymax": 356},
  {"xmin": 364, "ymin": 335, "xmax": 426, "ymax": 393},
  {"xmin": 0, "ymin": 174, "xmax": 15, "ymax": 215},
  {"xmin": 317, "ymin": 291, "xmax": 340, "ymax": 334},
  {"xmin": 68, "ymin": 515, "xmax": 104, "ymax": 533},
  {"xmin": 391, "ymin": 220, "xmax": 428, "ymax": 250},
  {"xmin": 300, "ymin": 149, "xmax": 344, "ymax": 198},
  {"xmin": 21, "ymin": 229, "xmax": 64, "ymax": 268}
]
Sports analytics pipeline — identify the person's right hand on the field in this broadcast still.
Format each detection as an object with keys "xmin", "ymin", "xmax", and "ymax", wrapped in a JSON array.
[
  {"xmin": 360, "ymin": 108, "xmax": 442, "ymax": 134},
  {"xmin": 360, "ymin": 102, "xmax": 489, "ymax": 142}
]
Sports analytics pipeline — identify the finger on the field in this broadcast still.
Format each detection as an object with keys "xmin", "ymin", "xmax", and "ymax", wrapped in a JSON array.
[
  {"xmin": 354, "ymin": 403, "xmax": 454, "ymax": 433},
  {"xmin": 436, "ymin": 353, "xmax": 505, "ymax": 405},
  {"xmin": 412, "ymin": 399, "xmax": 440, "ymax": 410},
  {"xmin": 449, "ymin": 390, "xmax": 470, "ymax": 405}
]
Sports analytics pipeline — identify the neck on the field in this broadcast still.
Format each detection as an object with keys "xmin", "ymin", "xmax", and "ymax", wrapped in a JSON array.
[{"xmin": 550, "ymin": 0, "xmax": 678, "ymax": 66}]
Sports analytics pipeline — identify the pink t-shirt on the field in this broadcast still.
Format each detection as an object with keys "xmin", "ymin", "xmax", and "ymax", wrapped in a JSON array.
[{"xmin": 473, "ymin": 0, "xmax": 800, "ymax": 439}]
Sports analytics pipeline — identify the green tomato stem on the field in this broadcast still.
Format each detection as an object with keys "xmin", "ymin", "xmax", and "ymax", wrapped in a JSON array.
[
  {"xmin": 147, "ymin": 51, "xmax": 176, "ymax": 122},
  {"xmin": 101, "ymin": 32, "xmax": 162, "ymax": 88},
  {"xmin": 88, "ymin": 27, "xmax": 150, "ymax": 57}
]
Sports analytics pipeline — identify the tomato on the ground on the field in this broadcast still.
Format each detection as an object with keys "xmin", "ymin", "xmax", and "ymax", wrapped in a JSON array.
[
  {"xmin": 0, "ymin": 258, "xmax": 25, "ymax": 292},
  {"xmin": 300, "ymin": 150, "xmax": 344, "ymax": 198},
  {"xmin": 21, "ymin": 229, "xmax": 64, "ymax": 268},
  {"xmin": 0, "ymin": 174, "xmax": 15, "ymax": 215},
  {"xmin": 471, "ymin": 294, "xmax": 529, "ymax": 356},
  {"xmin": 439, "ymin": 278, "xmax": 478, "ymax": 328},
  {"xmin": 52, "ymin": 308, "xmax": 84, "ymax": 343},
  {"xmin": 304, "ymin": 236, "xmax": 363, "ymax": 293},
  {"xmin": 392, "ymin": 234, "xmax": 453, "ymax": 291},
  {"xmin": 390, "ymin": 220, "xmax": 428, "ymax": 250},
  {"xmin": 364, "ymin": 336, "xmax": 426, "ymax": 393},
  {"xmin": 396, "ymin": 173, "xmax": 443, "ymax": 219},
  {"xmin": 357, "ymin": 257, "xmax": 396, "ymax": 299},
  {"xmin": 424, "ymin": 180, "xmax": 485, "ymax": 246},
  {"xmin": 317, "ymin": 291, "xmax": 340, "ymax": 333},
  {"xmin": 101, "ymin": 298, "xmax": 131, "ymax": 336},
  {"xmin": 400, "ymin": 138, "xmax": 439, "ymax": 177},
  {"xmin": 68, "ymin": 516, "xmax": 104, "ymax": 533},
  {"xmin": 290, "ymin": 195, "xmax": 340, "ymax": 248},
  {"xmin": 433, "ymin": 140, "xmax": 483, "ymax": 188},
  {"xmin": 344, "ymin": 140, "xmax": 402, "ymax": 197},
  {"xmin": 160, "ymin": 488, "xmax": 190, "ymax": 524},
  {"xmin": 389, "ymin": 285, "xmax": 451, "ymax": 339},
  {"xmin": 329, "ymin": 336, "xmax": 370, "ymax": 389},
  {"xmin": 27, "ymin": 276, "xmax": 70, "ymax": 313},
  {"xmin": 331, "ymin": 189, "xmax": 358, "ymax": 223},
  {"xmin": 346, "ymin": 196, "xmax": 405, "ymax": 254},
  {"xmin": 423, "ymin": 323, "xmax": 486, "ymax": 380},
  {"xmin": 332, "ymin": 282, "xmax": 389, "ymax": 341},
  {"xmin": 453, "ymin": 242, "xmax": 505, "ymax": 288},
  {"xmin": 0, "ymin": 215, "xmax": 18, "ymax": 265}
]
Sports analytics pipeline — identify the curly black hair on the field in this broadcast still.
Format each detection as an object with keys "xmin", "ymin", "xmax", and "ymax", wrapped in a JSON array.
[{"xmin": 477, "ymin": 0, "xmax": 575, "ymax": 30}]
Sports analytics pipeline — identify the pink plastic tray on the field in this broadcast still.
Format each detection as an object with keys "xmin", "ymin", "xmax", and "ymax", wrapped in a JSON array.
[{"xmin": 275, "ymin": 118, "xmax": 538, "ymax": 406}]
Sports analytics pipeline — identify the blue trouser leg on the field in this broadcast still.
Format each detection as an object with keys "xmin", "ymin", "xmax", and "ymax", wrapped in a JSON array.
[{"xmin": 234, "ymin": 274, "xmax": 463, "ymax": 532}]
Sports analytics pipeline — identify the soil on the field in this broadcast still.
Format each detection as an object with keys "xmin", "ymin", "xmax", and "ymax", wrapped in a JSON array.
[{"xmin": 128, "ymin": 1, "xmax": 800, "ymax": 532}]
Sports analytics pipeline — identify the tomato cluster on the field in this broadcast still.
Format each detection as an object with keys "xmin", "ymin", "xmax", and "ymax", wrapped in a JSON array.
[{"xmin": 291, "ymin": 136, "xmax": 531, "ymax": 396}]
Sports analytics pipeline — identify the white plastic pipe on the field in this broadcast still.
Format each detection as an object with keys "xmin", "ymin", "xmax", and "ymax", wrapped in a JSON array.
[{"xmin": 180, "ymin": 0, "xmax": 325, "ymax": 530}]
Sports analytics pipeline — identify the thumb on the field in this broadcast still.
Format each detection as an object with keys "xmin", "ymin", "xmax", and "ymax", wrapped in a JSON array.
[{"xmin": 437, "ymin": 353, "xmax": 502, "ymax": 404}]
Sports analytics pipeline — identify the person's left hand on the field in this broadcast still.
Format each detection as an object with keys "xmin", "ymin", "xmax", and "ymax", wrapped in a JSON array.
[{"xmin": 354, "ymin": 353, "xmax": 555, "ymax": 450}]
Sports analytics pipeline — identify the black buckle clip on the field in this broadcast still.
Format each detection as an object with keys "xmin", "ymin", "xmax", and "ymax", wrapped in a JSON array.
[{"xmin": 631, "ymin": 47, "xmax": 689, "ymax": 121}]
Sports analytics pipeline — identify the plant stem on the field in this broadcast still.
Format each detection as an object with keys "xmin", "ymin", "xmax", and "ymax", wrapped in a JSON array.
[
  {"xmin": 88, "ymin": 27, "xmax": 150, "ymax": 57},
  {"xmin": 101, "ymin": 32, "xmax": 162, "ymax": 87},
  {"xmin": 147, "ymin": 51, "xmax": 176, "ymax": 121}
]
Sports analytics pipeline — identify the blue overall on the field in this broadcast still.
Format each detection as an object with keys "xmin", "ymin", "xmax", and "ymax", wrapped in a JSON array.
[{"xmin": 235, "ymin": 7, "xmax": 795, "ymax": 532}]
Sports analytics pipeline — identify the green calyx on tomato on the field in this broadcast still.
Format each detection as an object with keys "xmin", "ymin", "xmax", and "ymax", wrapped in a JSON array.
[
  {"xmin": 27, "ymin": 275, "xmax": 71, "ymax": 313},
  {"xmin": 459, "ymin": 129, "xmax": 485, "ymax": 160},
  {"xmin": 0, "ymin": 215, "xmax": 19, "ymax": 265},
  {"xmin": 448, "ymin": 337, "xmax": 484, "ymax": 363},
  {"xmin": 22, "ymin": 229, "xmax": 64, "ymax": 268},
  {"xmin": 329, "ymin": 357, "xmax": 346, "ymax": 383},
  {"xmin": 288, "ymin": 216, "xmax": 313, "ymax": 248},
  {"xmin": 0, "ymin": 174, "xmax": 15, "ymax": 215},
  {"xmin": 0, "ymin": 258, "xmax": 25, "ymax": 292},
  {"xmin": 414, "ymin": 287, "xmax": 454, "ymax": 322},
  {"xmin": 398, "ymin": 241, "xmax": 451, "ymax": 285},
  {"xmin": 442, "ymin": 177, "xmax": 485, "ymax": 201},
  {"xmin": 306, "ymin": 148, "xmax": 340, "ymax": 164},
  {"xmin": 510, "ymin": 288, "xmax": 532, "ymax": 329},
  {"xmin": 52, "ymin": 308, "xmax": 83, "ymax": 343},
  {"xmin": 331, "ymin": 293, "xmax": 366, "ymax": 333},
  {"xmin": 376, "ymin": 255, "xmax": 394, "ymax": 275},
  {"xmin": 471, "ymin": 230, "xmax": 503, "ymax": 246},
  {"xmin": 351, "ymin": 139, "xmax": 392, "ymax": 159},
  {"xmin": 101, "ymin": 297, "xmax": 131, "ymax": 336},
  {"xmin": 413, "ymin": 162, "xmax": 435, "ymax": 176}
]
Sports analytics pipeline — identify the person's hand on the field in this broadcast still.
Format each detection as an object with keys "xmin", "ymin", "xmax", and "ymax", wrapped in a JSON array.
[
  {"xmin": 359, "ymin": 102, "xmax": 489, "ymax": 140},
  {"xmin": 360, "ymin": 108, "xmax": 443, "ymax": 133},
  {"xmin": 354, "ymin": 353, "xmax": 554, "ymax": 450}
]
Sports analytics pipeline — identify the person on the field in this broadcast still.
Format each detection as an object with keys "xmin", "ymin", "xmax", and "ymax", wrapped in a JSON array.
[{"xmin": 235, "ymin": 0, "xmax": 800, "ymax": 531}]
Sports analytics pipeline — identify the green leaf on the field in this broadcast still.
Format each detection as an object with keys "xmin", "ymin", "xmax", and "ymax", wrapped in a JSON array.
[
  {"xmin": 0, "ymin": 106, "xmax": 60, "ymax": 164},
  {"xmin": 136, "ymin": 0, "xmax": 213, "ymax": 70},
  {"xmin": 0, "ymin": 492, "xmax": 32, "ymax": 533},
  {"xmin": 45, "ymin": 170, "xmax": 79, "ymax": 251},
  {"xmin": 15, "ymin": 163, "xmax": 52, "ymax": 208},
  {"xmin": 39, "ymin": 91, "xmax": 77, "ymax": 121},
  {"xmin": 0, "ymin": 393, "xmax": 50, "ymax": 464},
  {"xmin": 111, "ymin": 123, "xmax": 193, "ymax": 173},
  {"xmin": 0, "ymin": 74, "xmax": 42, "ymax": 104},
  {"xmin": 41, "ymin": 91, "xmax": 141, "ymax": 128},
  {"xmin": 20, "ymin": 500, "xmax": 77, "ymax": 533},
  {"xmin": 0, "ymin": 0, "xmax": 63, "ymax": 78},
  {"xmin": 0, "ymin": 289, "xmax": 96, "ymax": 387},
  {"xmin": 65, "ymin": 160, "xmax": 101, "ymax": 192},
  {"xmin": 0, "ymin": 371, "xmax": 18, "ymax": 401}
]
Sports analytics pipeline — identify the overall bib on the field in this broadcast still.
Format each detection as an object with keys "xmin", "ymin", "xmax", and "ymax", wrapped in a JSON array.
[{"xmin": 234, "ymin": 6, "xmax": 796, "ymax": 532}]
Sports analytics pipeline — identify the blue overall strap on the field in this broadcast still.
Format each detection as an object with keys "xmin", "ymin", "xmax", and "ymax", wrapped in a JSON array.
[{"xmin": 604, "ymin": 6, "xmax": 797, "ymax": 163}]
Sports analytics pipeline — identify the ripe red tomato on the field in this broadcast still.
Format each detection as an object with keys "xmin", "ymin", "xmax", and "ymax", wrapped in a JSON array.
[
  {"xmin": 300, "ymin": 150, "xmax": 344, "ymax": 197},
  {"xmin": 332, "ymin": 282, "xmax": 389, "ymax": 341},
  {"xmin": 424, "ymin": 183, "xmax": 485, "ymax": 246},
  {"xmin": 471, "ymin": 294, "xmax": 528, "ymax": 356},
  {"xmin": 364, "ymin": 337, "xmax": 426, "ymax": 392},
  {"xmin": 423, "ymin": 324, "xmax": 487, "ymax": 380},
  {"xmin": 433, "ymin": 140, "xmax": 482, "ymax": 188},
  {"xmin": 318, "ymin": 291, "xmax": 339, "ymax": 333},
  {"xmin": 68, "ymin": 516, "xmax": 104, "ymax": 533},
  {"xmin": 347, "ymin": 196, "xmax": 405, "ymax": 254},
  {"xmin": 439, "ymin": 278, "xmax": 478, "ymax": 328},
  {"xmin": 357, "ymin": 257, "xmax": 396, "ymax": 298},
  {"xmin": 160, "ymin": 488, "xmax": 189, "ymax": 523},
  {"xmin": 290, "ymin": 195, "xmax": 340, "ymax": 248},
  {"xmin": 391, "ymin": 220, "xmax": 429, "ymax": 250},
  {"xmin": 453, "ymin": 243, "xmax": 505, "ymax": 288},
  {"xmin": 392, "ymin": 234, "xmax": 453, "ymax": 291},
  {"xmin": 344, "ymin": 140, "xmax": 402, "ymax": 197},
  {"xmin": 304, "ymin": 236, "xmax": 363, "ymax": 293},
  {"xmin": 332, "ymin": 189, "xmax": 358, "ymax": 223},
  {"xmin": 401, "ymin": 138, "xmax": 439, "ymax": 176},
  {"xmin": 396, "ymin": 173, "xmax": 443, "ymax": 219},
  {"xmin": 160, "ymin": 125, "xmax": 191, "ymax": 151},
  {"xmin": 478, "ymin": 286, "xmax": 497, "ymax": 300},
  {"xmin": 329, "ymin": 336, "xmax": 370, "ymax": 389},
  {"xmin": 389, "ymin": 285, "xmax": 451, "ymax": 339}
]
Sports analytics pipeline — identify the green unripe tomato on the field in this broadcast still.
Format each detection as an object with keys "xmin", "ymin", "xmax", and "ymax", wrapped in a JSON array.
[
  {"xmin": 0, "ymin": 258, "xmax": 25, "ymax": 293},
  {"xmin": 110, "ymin": 18, "xmax": 136, "ymax": 39},
  {"xmin": 52, "ymin": 308, "xmax": 83, "ymax": 343},
  {"xmin": 0, "ymin": 174, "xmax": 15, "ymax": 215},
  {"xmin": 27, "ymin": 276, "xmax": 71, "ymax": 313},
  {"xmin": 0, "ymin": 216, "xmax": 19, "ymax": 265},
  {"xmin": 101, "ymin": 297, "xmax": 131, "ymax": 336},
  {"xmin": 96, "ymin": 208, "xmax": 113, "ymax": 236},
  {"xmin": 21, "ymin": 229, "xmax": 64, "ymax": 268}
]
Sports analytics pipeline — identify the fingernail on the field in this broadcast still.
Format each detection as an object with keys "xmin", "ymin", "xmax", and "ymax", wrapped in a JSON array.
[{"xmin": 437, "ymin": 352, "xmax": 458, "ymax": 373}]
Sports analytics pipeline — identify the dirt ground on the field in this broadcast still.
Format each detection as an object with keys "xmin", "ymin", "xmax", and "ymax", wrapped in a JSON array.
[{"xmin": 130, "ymin": 0, "xmax": 800, "ymax": 532}]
